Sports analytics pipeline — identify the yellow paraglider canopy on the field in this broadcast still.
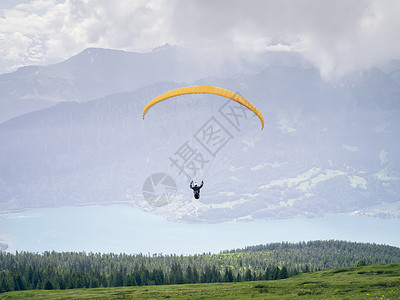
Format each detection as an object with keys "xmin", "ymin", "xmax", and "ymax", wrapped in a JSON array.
[{"xmin": 142, "ymin": 86, "xmax": 264, "ymax": 130}]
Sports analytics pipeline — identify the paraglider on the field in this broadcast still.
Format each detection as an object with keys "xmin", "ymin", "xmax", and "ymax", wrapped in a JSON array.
[
  {"xmin": 142, "ymin": 85, "xmax": 264, "ymax": 196},
  {"xmin": 142, "ymin": 86, "xmax": 264, "ymax": 130}
]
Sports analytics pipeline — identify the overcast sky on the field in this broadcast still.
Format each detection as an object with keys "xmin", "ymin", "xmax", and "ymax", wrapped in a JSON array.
[{"xmin": 1, "ymin": 0, "xmax": 400, "ymax": 77}]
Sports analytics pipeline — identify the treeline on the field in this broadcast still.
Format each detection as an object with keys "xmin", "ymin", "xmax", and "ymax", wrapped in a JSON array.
[
  {"xmin": 1, "ymin": 240, "xmax": 400, "ymax": 293},
  {"xmin": 0, "ymin": 262, "xmax": 295, "ymax": 292},
  {"xmin": 220, "ymin": 240, "xmax": 400, "ymax": 270}
]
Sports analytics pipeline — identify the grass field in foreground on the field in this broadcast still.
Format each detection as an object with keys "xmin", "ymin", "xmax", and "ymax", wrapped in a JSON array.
[{"xmin": 1, "ymin": 263, "xmax": 399, "ymax": 299}]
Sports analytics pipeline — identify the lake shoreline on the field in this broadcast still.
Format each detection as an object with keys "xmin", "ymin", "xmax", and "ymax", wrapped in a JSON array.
[{"xmin": 1, "ymin": 205, "xmax": 399, "ymax": 255}]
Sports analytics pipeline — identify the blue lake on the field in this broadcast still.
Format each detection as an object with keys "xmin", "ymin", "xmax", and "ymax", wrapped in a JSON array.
[{"xmin": 1, "ymin": 205, "xmax": 399, "ymax": 254}]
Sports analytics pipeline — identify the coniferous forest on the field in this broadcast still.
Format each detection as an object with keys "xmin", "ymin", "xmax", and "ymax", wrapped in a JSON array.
[{"xmin": 1, "ymin": 240, "xmax": 400, "ymax": 293}]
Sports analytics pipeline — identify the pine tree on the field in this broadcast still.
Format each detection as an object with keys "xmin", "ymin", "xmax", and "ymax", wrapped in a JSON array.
[
  {"xmin": 185, "ymin": 265, "xmax": 193, "ymax": 284},
  {"xmin": 111, "ymin": 268, "xmax": 124, "ymax": 287},
  {"xmin": 44, "ymin": 280, "xmax": 54, "ymax": 290},
  {"xmin": 244, "ymin": 269, "xmax": 252, "ymax": 281},
  {"xmin": 303, "ymin": 264, "xmax": 310, "ymax": 273},
  {"xmin": 169, "ymin": 263, "xmax": 183, "ymax": 284},
  {"xmin": 279, "ymin": 266, "xmax": 288, "ymax": 279},
  {"xmin": 151, "ymin": 269, "xmax": 164, "ymax": 285},
  {"xmin": 0, "ymin": 275, "xmax": 11, "ymax": 293},
  {"xmin": 211, "ymin": 265, "xmax": 221, "ymax": 282},
  {"xmin": 90, "ymin": 278, "xmax": 99, "ymax": 288},
  {"xmin": 272, "ymin": 267, "xmax": 280, "ymax": 280},
  {"xmin": 192, "ymin": 266, "xmax": 199, "ymax": 283},
  {"xmin": 201, "ymin": 265, "xmax": 212, "ymax": 283},
  {"xmin": 140, "ymin": 265, "xmax": 150, "ymax": 286},
  {"xmin": 14, "ymin": 275, "xmax": 26, "ymax": 291},
  {"xmin": 224, "ymin": 267, "xmax": 234, "ymax": 282},
  {"xmin": 264, "ymin": 267, "xmax": 271, "ymax": 280}
]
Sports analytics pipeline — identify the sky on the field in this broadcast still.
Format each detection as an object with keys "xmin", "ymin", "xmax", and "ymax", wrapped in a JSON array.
[{"xmin": 1, "ymin": 0, "xmax": 400, "ymax": 77}]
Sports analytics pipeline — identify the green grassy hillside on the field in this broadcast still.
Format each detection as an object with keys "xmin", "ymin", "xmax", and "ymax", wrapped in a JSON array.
[{"xmin": 1, "ymin": 263, "xmax": 399, "ymax": 299}]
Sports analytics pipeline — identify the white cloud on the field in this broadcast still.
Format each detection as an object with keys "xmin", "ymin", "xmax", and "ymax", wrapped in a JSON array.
[
  {"xmin": 1, "ymin": 0, "xmax": 400, "ymax": 76},
  {"xmin": 259, "ymin": 167, "xmax": 321, "ymax": 189},
  {"xmin": 0, "ymin": 0, "xmax": 174, "ymax": 72},
  {"xmin": 296, "ymin": 169, "xmax": 347, "ymax": 192},
  {"xmin": 373, "ymin": 168, "xmax": 399, "ymax": 181},
  {"xmin": 251, "ymin": 161, "xmax": 283, "ymax": 171},
  {"xmin": 342, "ymin": 144, "xmax": 359, "ymax": 152},
  {"xmin": 348, "ymin": 175, "xmax": 367, "ymax": 189}
]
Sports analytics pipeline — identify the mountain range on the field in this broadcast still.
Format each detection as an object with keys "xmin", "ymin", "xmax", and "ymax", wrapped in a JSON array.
[{"xmin": 0, "ymin": 47, "xmax": 399, "ymax": 223}]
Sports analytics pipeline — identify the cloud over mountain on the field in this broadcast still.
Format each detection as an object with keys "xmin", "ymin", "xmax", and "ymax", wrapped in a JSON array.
[{"xmin": 1, "ymin": 0, "xmax": 400, "ymax": 77}]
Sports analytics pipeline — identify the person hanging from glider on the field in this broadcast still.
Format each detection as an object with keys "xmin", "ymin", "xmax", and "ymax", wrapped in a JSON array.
[{"xmin": 190, "ymin": 180, "xmax": 204, "ymax": 199}]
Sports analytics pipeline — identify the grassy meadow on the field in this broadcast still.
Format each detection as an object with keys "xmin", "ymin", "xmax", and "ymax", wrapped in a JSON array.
[{"xmin": 1, "ymin": 263, "xmax": 399, "ymax": 299}]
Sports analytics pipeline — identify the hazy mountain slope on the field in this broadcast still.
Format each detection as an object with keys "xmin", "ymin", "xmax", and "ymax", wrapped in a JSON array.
[
  {"xmin": 0, "ymin": 47, "xmax": 307, "ymax": 123},
  {"xmin": 0, "ymin": 46, "xmax": 220, "ymax": 123}
]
